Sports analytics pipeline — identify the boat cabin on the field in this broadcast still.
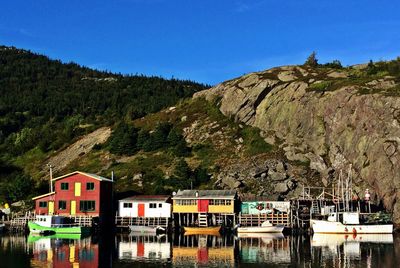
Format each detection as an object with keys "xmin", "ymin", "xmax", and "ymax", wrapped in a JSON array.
[
  {"xmin": 34, "ymin": 215, "xmax": 75, "ymax": 227},
  {"xmin": 118, "ymin": 195, "xmax": 171, "ymax": 218},
  {"xmin": 327, "ymin": 212, "xmax": 360, "ymax": 224}
]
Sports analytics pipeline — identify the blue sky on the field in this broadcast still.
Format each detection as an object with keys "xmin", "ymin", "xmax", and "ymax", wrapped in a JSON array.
[{"xmin": 1, "ymin": 0, "xmax": 399, "ymax": 85}]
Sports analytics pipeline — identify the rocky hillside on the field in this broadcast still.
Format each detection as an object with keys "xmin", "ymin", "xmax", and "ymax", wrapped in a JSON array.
[{"xmin": 194, "ymin": 60, "xmax": 400, "ymax": 225}]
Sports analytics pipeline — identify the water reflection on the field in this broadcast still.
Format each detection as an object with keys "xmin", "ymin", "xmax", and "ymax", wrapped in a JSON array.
[
  {"xmin": 117, "ymin": 233, "xmax": 171, "ymax": 262},
  {"xmin": 28, "ymin": 234, "xmax": 97, "ymax": 268},
  {"xmin": 173, "ymin": 234, "xmax": 236, "ymax": 267},
  {"xmin": 0, "ymin": 231, "xmax": 399, "ymax": 267},
  {"xmin": 237, "ymin": 233, "xmax": 290, "ymax": 265},
  {"xmin": 310, "ymin": 234, "xmax": 397, "ymax": 268}
]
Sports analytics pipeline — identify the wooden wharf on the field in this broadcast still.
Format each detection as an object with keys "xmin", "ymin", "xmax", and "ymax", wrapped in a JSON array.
[
  {"xmin": 4, "ymin": 211, "xmax": 94, "ymax": 233},
  {"xmin": 115, "ymin": 216, "xmax": 170, "ymax": 229}
]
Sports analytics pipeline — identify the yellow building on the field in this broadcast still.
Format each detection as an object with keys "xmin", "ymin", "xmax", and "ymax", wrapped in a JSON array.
[{"xmin": 172, "ymin": 190, "xmax": 237, "ymax": 228}]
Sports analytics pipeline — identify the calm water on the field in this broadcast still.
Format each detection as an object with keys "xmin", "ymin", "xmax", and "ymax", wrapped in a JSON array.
[{"xmin": 0, "ymin": 232, "xmax": 399, "ymax": 268}]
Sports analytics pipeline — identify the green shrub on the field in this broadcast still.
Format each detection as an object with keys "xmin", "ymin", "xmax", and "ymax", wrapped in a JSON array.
[
  {"xmin": 240, "ymin": 126, "xmax": 273, "ymax": 155},
  {"xmin": 309, "ymin": 81, "xmax": 332, "ymax": 91}
]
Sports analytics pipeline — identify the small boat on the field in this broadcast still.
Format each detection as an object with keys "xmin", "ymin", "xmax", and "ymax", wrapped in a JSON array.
[
  {"xmin": 183, "ymin": 226, "xmax": 221, "ymax": 235},
  {"xmin": 311, "ymin": 212, "xmax": 393, "ymax": 234},
  {"xmin": 237, "ymin": 221, "xmax": 284, "ymax": 233},
  {"xmin": 28, "ymin": 215, "xmax": 91, "ymax": 235},
  {"xmin": 129, "ymin": 225, "xmax": 166, "ymax": 234}
]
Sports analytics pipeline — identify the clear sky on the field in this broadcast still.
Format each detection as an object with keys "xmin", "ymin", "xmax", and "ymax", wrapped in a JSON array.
[{"xmin": 1, "ymin": 0, "xmax": 399, "ymax": 85}]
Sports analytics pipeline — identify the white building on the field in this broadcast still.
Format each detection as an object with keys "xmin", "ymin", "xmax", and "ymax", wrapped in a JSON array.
[{"xmin": 118, "ymin": 195, "xmax": 171, "ymax": 218}]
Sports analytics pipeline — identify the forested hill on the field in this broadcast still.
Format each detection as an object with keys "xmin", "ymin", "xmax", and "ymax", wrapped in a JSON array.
[
  {"xmin": 0, "ymin": 46, "xmax": 207, "ymax": 152},
  {"xmin": 0, "ymin": 45, "xmax": 207, "ymax": 201}
]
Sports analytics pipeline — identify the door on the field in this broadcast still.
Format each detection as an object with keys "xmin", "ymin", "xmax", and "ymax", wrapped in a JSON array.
[
  {"xmin": 48, "ymin": 201, "xmax": 54, "ymax": 215},
  {"xmin": 74, "ymin": 182, "xmax": 81, "ymax": 196},
  {"xmin": 138, "ymin": 203, "xmax": 145, "ymax": 217},
  {"xmin": 71, "ymin": 200, "xmax": 76, "ymax": 215},
  {"xmin": 198, "ymin": 200, "xmax": 209, "ymax": 212}
]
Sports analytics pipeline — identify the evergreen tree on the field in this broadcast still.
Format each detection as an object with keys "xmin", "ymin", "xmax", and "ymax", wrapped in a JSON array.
[
  {"xmin": 170, "ymin": 158, "xmax": 192, "ymax": 189},
  {"xmin": 304, "ymin": 51, "xmax": 319, "ymax": 67},
  {"xmin": 151, "ymin": 122, "xmax": 172, "ymax": 149},
  {"xmin": 109, "ymin": 122, "xmax": 139, "ymax": 155},
  {"xmin": 6, "ymin": 174, "xmax": 33, "ymax": 202}
]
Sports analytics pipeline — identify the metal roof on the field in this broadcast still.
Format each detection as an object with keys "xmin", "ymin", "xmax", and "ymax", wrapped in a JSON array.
[
  {"xmin": 32, "ymin": 192, "xmax": 55, "ymax": 200},
  {"xmin": 120, "ymin": 195, "xmax": 170, "ymax": 202},
  {"xmin": 172, "ymin": 190, "xmax": 237, "ymax": 200},
  {"xmin": 52, "ymin": 171, "xmax": 113, "ymax": 182}
]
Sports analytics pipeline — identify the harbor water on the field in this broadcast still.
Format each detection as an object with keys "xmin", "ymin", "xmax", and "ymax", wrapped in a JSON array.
[{"xmin": 0, "ymin": 232, "xmax": 399, "ymax": 267}]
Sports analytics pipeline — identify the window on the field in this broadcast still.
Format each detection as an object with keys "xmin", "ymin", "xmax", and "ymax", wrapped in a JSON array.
[
  {"xmin": 39, "ymin": 201, "xmax": 47, "ymax": 208},
  {"xmin": 149, "ymin": 203, "xmax": 157, "ymax": 208},
  {"xmin": 123, "ymin": 203, "xmax": 133, "ymax": 208},
  {"xmin": 176, "ymin": 200, "xmax": 197, "ymax": 205},
  {"xmin": 86, "ymin": 182, "xmax": 95, "ymax": 190},
  {"xmin": 79, "ymin": 201, "xmax": 95, "ymax": 212},
  {"xmin": 58, "ymin": 200, "xmax": 67, "ymax": 210},
  {"xmin": 158, "ymin": 203, "xmax": 162, "ymax": 208},
  {"xmin": 61, "ymin": 183, "xmax": 69, "ymax": 190},
  {"xmin": 209, "ymin": 199, "xmax": 231, "ymax": 206}
]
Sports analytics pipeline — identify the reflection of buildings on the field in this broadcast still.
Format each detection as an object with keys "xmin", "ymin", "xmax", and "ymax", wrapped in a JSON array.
[
  {"xmin": 117, "ymin": 234, "xmax": 171, "ymax": 261},
  {"xmin": 29, "ymin": 236, "xmax": 98, "ymax": 268},
  {"xmin": 173, "ymin": 234, "xmax": 236, "ymax": 266},
  {"xmin": 238, "ymin": 234, "xmax": 291, "ymax": 264}
]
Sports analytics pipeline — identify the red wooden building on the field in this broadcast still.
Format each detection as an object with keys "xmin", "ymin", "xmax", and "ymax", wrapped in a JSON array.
[{"xmin": 32, "ymin": 171, "xmax": 113, "ymax": 225}]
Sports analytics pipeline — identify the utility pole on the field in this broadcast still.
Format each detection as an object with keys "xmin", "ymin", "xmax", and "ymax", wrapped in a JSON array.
[{"xmin": 47, "ymin": 164, "xmax": 53, "ymax": 192}]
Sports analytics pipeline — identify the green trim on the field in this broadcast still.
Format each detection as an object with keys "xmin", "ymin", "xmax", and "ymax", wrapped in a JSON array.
[{"xmin": 28, "ymin": 221, "xmax": 91, "ymax": 234}]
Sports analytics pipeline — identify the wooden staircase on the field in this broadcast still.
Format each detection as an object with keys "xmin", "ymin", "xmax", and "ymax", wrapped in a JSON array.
[{"xmin": 198, "ymin": 213, "xmax": 208, "ymax": 227}]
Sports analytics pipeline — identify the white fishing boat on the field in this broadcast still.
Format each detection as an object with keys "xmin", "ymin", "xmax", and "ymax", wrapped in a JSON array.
[
  {"xmin": 237, "ymin": 221, "xmax": 284, "ymax": 233},
  {"xmin": 311, "ymin": 212, "xmax": 393, "ymax": 234},
  {"xmin": 129, "ymin": 225, "xmax": 166, "ymax": 234}
]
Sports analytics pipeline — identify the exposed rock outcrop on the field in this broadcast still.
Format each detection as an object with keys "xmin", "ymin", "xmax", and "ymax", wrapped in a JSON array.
[
  {"xmin": 43, "ymin": 127, "xmax": 112, "ymax": 175},
  {"xmin": 195, "ymin": 65, "xmax": 400, "ymax": 225},
  {"xmin": 214, "ymin": 156, "xmax": 303, "ymax": 200}
]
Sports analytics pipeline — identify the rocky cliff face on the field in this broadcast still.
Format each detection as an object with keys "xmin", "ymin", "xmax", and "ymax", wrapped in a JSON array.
[{"xmin": 195, "ymin": 65, "xmax": 400, "ymax": 225}]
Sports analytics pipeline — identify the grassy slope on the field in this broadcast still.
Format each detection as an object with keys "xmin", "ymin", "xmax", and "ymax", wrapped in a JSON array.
[{"xmin": 61, "ymin": 97, "xmax": 275, "ymax": 194}]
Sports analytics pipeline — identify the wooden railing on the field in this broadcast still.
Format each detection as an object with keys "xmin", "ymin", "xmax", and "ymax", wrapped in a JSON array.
[
  {"xmin": 115, "ymin": 216, "xmax": 170, "ymax": 228},
  {"xmin": 239, "ymin": 213, "xmax": 290, "ymax": 227}
]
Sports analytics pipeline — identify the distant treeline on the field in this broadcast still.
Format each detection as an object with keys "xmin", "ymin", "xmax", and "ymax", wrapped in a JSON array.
[{"xmin": 0, "ymin": 46, "xmax": 207, "ymax": 155}]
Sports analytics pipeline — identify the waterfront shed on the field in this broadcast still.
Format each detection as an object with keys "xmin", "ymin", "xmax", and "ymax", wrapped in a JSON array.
[
  {"xmin": 239, "ymin": 196, "xmax": 291, "ymax": 227},
  {"xmin": 118, "ymin": 195, "xmax": 171, "ymax": 218},
  {"xmin": 172, "ymin": 190, "xmax": 238, "ymax": 227},
  {"xmin": 32, "ymin": 171, "xmax": 113, "ymax": 225}
]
